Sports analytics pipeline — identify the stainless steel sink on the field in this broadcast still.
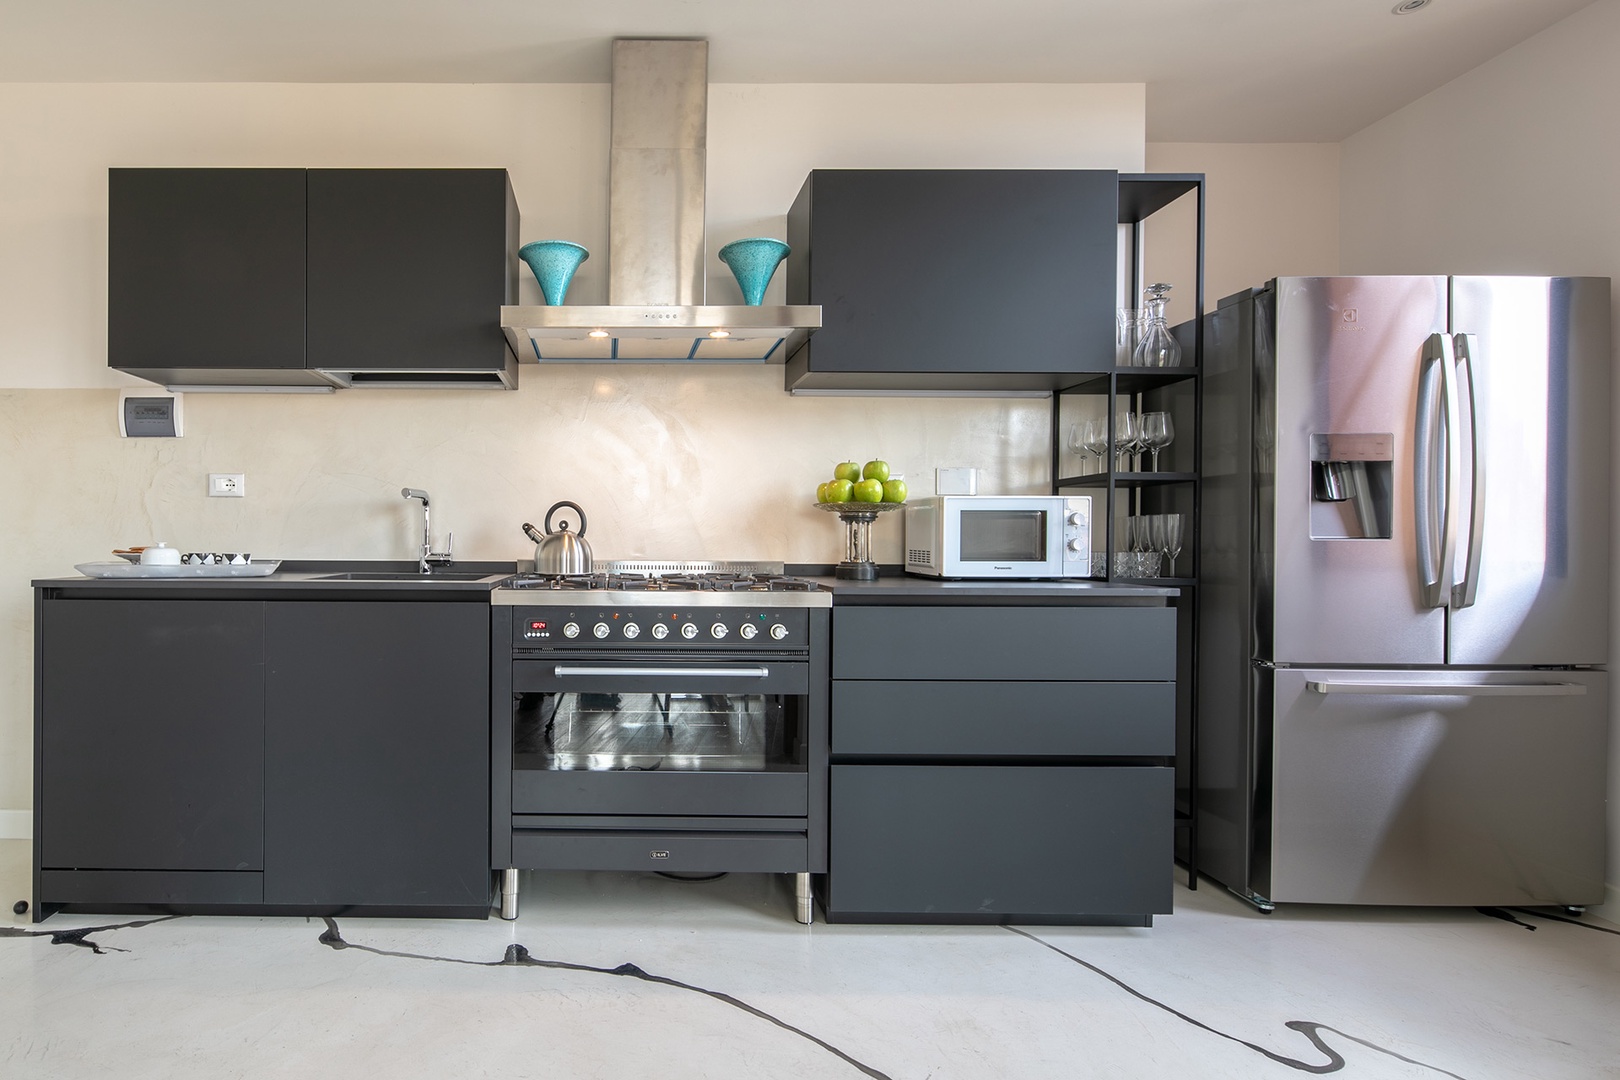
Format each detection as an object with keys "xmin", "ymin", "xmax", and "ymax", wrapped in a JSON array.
[{"xmin": 313, "ymin": 571, "xmax": 503, "ymax": 582}]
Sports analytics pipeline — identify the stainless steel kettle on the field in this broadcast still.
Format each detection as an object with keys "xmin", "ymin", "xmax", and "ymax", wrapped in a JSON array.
[{"xmin": 523, "ymin": 501, "xmax": 593, "ymax": 575}]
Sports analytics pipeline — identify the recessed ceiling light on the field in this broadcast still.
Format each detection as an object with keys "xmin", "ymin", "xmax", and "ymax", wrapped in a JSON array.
[{"xmin": 1392, "ymin": 0, "xmax": 1431, "ymax": 12}]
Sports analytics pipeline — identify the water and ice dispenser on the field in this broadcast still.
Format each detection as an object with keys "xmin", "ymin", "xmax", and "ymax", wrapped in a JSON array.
[{"xmin": 1309, "ymin": 433, "xmax": 1393, "ymax": 539}]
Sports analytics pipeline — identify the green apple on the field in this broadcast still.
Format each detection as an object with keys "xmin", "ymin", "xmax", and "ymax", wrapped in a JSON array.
[
  {"xmin": 881, "ymin": 478, "xmax": 908, "ymax": 503},
  {"xmin": 852, "ymin": 478, "xmax": 884, "ymax": 503},
  {"xmin": 825, "ymin": 478, "xmax": 855, "ymax": 503},
  {"xmin": 833, "ymin": 461, "xmax": 862, "ymax": 483},
  {"xmin": 862, "ymin": 459, "xmax": 891, "ymax": 482},
  {"xmin": 816, "ymin": 481, "xmax": 831, "ymax": 503}
]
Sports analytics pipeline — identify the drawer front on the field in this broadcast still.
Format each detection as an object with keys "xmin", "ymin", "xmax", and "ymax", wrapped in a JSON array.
[
  {"xmin": 833, "ymin": 606, "xmax": 1174, "ymax": 682},
  {"xmin": 827, "ymin": 764, "xmax": 1172, "ymax": 918},
  {"xmin": 513, "ymin": 830, "xmax": 808, "ymax": 873},
  {"xmin": 832, "ymin": 681, "xmax": 1174, "ymax": 757}
]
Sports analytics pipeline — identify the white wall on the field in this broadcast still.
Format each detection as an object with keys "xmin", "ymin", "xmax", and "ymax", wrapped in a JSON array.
[
  {"xmin": 1144, "ymin": 142, "xmax": 1340, "ymax": 322},
  {"xmin": 1339, "ymin": 0, "xmax": 1620, "ymax": 915},
  {"xmin": 0, "ymin": 80, "xmax": 1146, "ymax": 824}
]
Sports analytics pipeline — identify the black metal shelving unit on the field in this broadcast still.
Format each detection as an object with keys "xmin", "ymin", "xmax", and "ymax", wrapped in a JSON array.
[{"xmin": 1052, "ymin": 173, "xmax": 1205, "ymax": 889}]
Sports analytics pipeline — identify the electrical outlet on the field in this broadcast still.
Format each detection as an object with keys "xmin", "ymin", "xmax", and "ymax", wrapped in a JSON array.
[{"xmin": 208, "ymin": 473, "xmax": 245, "ymax": 498}]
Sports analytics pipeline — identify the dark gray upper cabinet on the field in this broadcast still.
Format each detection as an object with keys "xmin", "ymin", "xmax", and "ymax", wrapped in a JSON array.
[
  {"xmin": 107, "ymin": 167, "xmax": 518, "ymax": 390},
  {"xmin": 108, "ymin": 168, "xmax": 317, "ymax": 387},
  {"xmin": 784, "ymin": 169, "xmax": 1118, "ymax": 392},
  {"xmin": 306, "ymin": 169, "xmax": 519, "ymax": 388}
]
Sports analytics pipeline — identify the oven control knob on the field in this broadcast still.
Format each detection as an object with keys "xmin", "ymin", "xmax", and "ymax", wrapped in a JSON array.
[
  {"xmin": 1067, "ymin": 509, "xmax": 1088, "ymax": 526},
  {"xmin": 1067, "ymin": 538, "xmax": 1087, "ymax": 552},
  {"xmin": 652, "ymin": 623, "xmax": 670, "ymax": 640},
  {"xmin": 770, "ymin": 623, "xmax": 788, "ymax": 640},
  {"xmin": 593, "ymin": 622, "xmax": 611, "ymax": 639},
  {"xmin": 680, "ymin": 622, "xmax": 699, "ymax": 640},
  {"xmin": 622, "ymin": 622, "xmax": 641, "ymax": 639},
  {"xmin": 563, "ymin": 622, "xmax": 580, "ymax": 639},
  {"xmin": 739, "ymin": 622, "xmax": 758, "ymax": 640},
  {"xmin": 710, "ymin": 622, "xmax": 728, "ymax": 639}
]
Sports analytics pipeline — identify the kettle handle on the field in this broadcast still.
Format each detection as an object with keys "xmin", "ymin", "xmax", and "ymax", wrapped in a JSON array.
[
  {"xmin": 522, "ymin": 522, "xmax": 546, "ymax": 545},
  {"xmin": 544, "ymin": 500, "xmax": 587, "ymax": 537}
]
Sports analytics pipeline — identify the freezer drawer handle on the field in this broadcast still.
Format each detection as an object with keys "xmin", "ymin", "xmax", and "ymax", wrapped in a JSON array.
[
  {"xmin": 552, "ymin": 665, "xmax": 771, "ymax": 679},
  {"xmin": 1305, "ymin": 680, "xmax": 1586, "ymax": 697}
]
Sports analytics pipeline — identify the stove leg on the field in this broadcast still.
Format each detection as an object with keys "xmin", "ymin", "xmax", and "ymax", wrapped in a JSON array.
[
  {"xmin": 793, "ymin": 872, "xmax": 814, "ymax": 925},
  {"xmin": 499, "ymin": 868, "xmax": 520, "ymax": 921}
]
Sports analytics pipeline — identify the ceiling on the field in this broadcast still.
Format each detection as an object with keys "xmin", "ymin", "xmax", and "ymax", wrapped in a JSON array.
[{"xmin": 0, "ymin": 0, "xmax": 1594, "ymax": 141}]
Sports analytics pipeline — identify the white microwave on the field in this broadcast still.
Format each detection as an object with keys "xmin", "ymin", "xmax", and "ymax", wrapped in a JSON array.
[{"xmin": 904, "ymin": 495, "xmax": 1092, "ymax": 579}]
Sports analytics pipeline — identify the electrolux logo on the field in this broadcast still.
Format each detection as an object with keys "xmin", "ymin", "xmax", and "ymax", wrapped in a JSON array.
[{"xmin": 1336, "ymin": 308, "xmax": 1365, "ymax": 332}]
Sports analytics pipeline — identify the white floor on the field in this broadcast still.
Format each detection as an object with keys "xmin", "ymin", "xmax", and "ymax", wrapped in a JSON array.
[{"xmin": 2, "ymin": 840, "xmax": 1616, "ymax": 1080}]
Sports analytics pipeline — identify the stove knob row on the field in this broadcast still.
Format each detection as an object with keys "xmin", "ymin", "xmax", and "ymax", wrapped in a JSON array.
[
  {"xmin": 563, "ymin": 622, "xmax": 580, "ymax": 639},
  {"xmin": 710, "ymin": 622, "xmax": 728, "ymax": 639},
  {"xmin": 651, "ymin": 623, "xmax": 670, "ymax": 640},
  {"xmin": 771, "ymin": 623, "xmax": 789, "ymax": 640}
]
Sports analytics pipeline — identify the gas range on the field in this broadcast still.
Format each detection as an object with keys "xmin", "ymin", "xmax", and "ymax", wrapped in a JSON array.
[{"xmin": 490, "ymin": 561, "xmax": 833, "ymax": 609}]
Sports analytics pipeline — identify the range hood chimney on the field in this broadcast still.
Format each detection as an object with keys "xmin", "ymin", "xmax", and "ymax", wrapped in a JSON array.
[{"xmin": 501, "ymin": 38, "xmax": 820, "ymax": 363}]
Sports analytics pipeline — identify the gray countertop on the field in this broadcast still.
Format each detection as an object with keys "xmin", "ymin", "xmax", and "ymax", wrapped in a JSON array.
[
  {"xmin": 36, "ymin": 562, "xmax": 1177, "ymax": 604},
  {"xmin": 815, "ymin": 573, "xmax": 1177, "ymax": 605}
]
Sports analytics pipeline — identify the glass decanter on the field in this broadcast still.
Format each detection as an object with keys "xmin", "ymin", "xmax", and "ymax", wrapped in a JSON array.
[{"xmin": 1132, "ymin": 283, "xmax": 1183, "ymax": 368}]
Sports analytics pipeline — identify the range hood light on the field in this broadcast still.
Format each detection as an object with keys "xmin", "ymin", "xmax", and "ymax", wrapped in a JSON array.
[
  {"xmin": 588, "ymin": 329, "xmax": 610, "ymax": 338},
  {"xmin": 709, "ymin": 329, "xmax": 731, "ymax": 338}
]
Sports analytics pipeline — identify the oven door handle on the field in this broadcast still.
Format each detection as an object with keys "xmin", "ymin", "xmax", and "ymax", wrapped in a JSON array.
[{"xmin": 551, "ymin": 665, "xmax": 772, "ymax": 679}]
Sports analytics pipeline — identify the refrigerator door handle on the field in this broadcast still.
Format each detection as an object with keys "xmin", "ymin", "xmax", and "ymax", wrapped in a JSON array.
[
  {"xmin": 1452, "ymin": 333, "xmax": 1485, "ymax": 609},
  {"xmin": 1415, "ymin": 333, "xmax": 1460, "ymax": 608},
  {"xmin": 1305, "ymin": 680, "xmax": 1587, "ymax": 697}
]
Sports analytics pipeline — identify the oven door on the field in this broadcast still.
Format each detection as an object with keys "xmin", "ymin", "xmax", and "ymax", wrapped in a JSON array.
[{"xmin": 511, "ymin": 657, "xmax": 811, "ymax": 817}]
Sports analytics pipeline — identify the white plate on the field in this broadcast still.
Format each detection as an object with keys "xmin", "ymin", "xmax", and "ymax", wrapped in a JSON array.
[{"xmin": 74, "ymin": 560, "xmax": 281, "ymax": 579}]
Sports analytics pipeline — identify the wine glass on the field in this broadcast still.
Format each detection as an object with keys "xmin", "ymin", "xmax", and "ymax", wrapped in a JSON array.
[
  {"xmin": 1161, "ymin": 513, "xmax": 1185, "ymax": 577},
  {"xmin": 1081, "ymin": 418, "xmax": 1110, "ymax": 475},
  {"xmin": 1066, "ymin": 422, "xmax": 1087, "ymax": 475},
  {"xmin": 1140, "ymin": 412, "xmax": 1174, "ymax": 472},
  {"xmin": 1114, "ymin": 411, "xmax": 1139, "ymax": 472}
]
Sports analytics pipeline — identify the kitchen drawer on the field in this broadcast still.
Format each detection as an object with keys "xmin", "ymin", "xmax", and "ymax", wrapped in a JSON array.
[
  {"xmin": 833, "ymin": 606, "xmax": 1175, "ymax": 682},
  {"xmin": 512, "ymin": 769, "xmax": 808, "ymax": 817},
  {"xmin": 826, "ymin": 764, "xmax": 1172, "ymax": 921},
  {"xmin": 513, "ymin": 830, "xmax": 809, "ymax": 873},
  {"xmin": 831, "ymin": 680, "xmax": 1174, "ymax": 757}
]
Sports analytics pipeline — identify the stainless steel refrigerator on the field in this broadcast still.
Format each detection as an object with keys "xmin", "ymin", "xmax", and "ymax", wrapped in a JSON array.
[{"xmin": 1198, "ymin": 276, "xmax": 1610, "ymax": 910}]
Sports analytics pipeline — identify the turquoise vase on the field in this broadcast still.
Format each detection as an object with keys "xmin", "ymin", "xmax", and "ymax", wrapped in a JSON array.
[
  {"xmin": 518, "ymin": 240, "xmax": 590, "ymax": 305},
  {"xmin": 717, "ymin": 238, "xmax": 790, "ymax": 306}
]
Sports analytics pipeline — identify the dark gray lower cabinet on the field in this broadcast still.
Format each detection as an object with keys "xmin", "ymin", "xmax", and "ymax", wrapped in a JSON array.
[
  {"xmin": 264, "ymin": 602, "xmax": 490, "ymax": 912},
  {"xmin": 38, "ymin": 600, "xmax": 267, "ymax": 904},
  {"xmin": 824, "ymin": 602, "xmax": 1176, "ymax": 924},
  {"xmin": 829, "ymin": 765, "xmax": 1172, "ymax": 919},
  {"xmin": 34, "ymin": 593, "xmax": 491, "ymax": 919}
]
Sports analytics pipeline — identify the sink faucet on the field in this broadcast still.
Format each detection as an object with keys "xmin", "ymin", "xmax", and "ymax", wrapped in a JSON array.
[{"xmin": 401, "ymin": 488, "xmax": 454, "ymax": 573}]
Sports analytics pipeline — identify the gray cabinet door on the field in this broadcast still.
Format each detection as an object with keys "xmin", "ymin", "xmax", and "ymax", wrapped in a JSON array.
[
  {"xmin": 39, "ymin": 599, "xmax": 265, "ymax": 873},
  {"xmin": 828, "ymin": 765, "xmax": 1172, "ymax": 919},
  {"xmin": 264, "ymin": 601, "xmax": 490, "ymax": 909}
]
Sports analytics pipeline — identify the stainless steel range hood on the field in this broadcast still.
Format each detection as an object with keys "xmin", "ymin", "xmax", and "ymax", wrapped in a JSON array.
[{"xmin": 500, "ymin": 39, "xmax": 820, "ymax": 364}]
